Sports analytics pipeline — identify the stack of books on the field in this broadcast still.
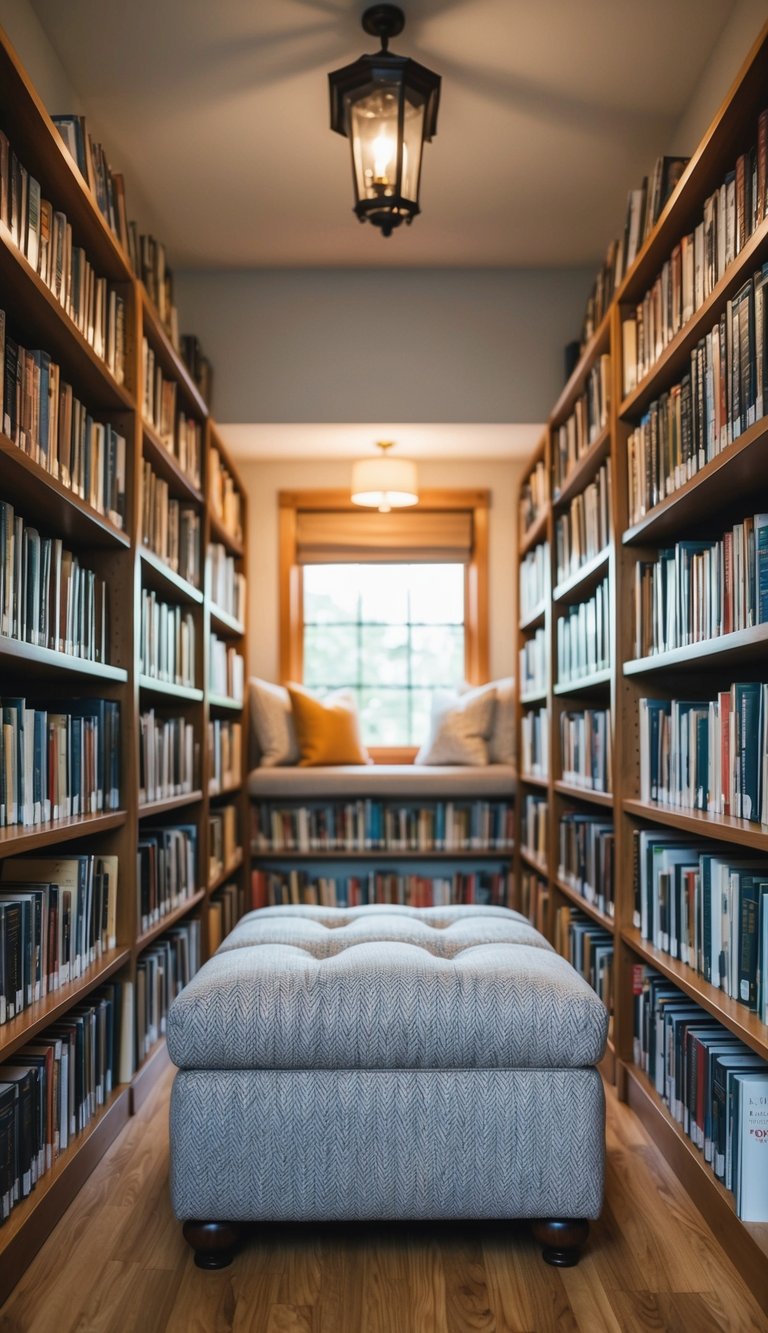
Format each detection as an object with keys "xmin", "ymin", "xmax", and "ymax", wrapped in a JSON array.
[
  {"xmin": 136, "ymin": 825, "xmax": 197, "ymax": 934},
  {"xmin": 555, "ymin": 462, "xmax": 611, "ymax": 584},
  {"xmin": 208, "ymin": 719, "xmax": 242, "ymax": 794},
  {"xmin": 553, "ymin": 355, "xmax": 610, "ymax": 496},
  {"xmin": 251, "ymin": 865, "xmax": 511, "ymax": 911},
  {"xmin": 560, "ymin": 707, "xmax": 611, "ymax": 791},
  {"xmin": 139, "ymin": 591, "xmax": 196, "ymax": 687},
  {"xmin": 251, "ymin": 798, "xmax": 515, "ymax": 853},
  {"xmin": 135, "ymin": 920, "xmax": 201, "ymax": 1064},
  {"xmin": 138, "ymin": 710, "xmax": 197, "ymax": 805},
  {"xmin": 141, "ymin": 461, "xmax": 201, "ymax": 586},
  {"xmin": 556, "ymin": 576, "xmax": 610, "ymax": 684},
  {"xmin": 0, "ymin": 696, "xmax": 120, "ymax": 827}
]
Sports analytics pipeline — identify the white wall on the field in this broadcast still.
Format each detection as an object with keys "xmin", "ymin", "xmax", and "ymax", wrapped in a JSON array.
[
  {"xmin": 0, "ymin": 0, "xmax": 80, "ymax": 112},
  {"xmin": 240, "ymin": 455, "xmax": 525, "ymax": 685},
  {"xmin": 673, "ymin": 0, "xmax": 767, "ymax": 153},
  {"xmin": 175, "ymin": 267, "xmax": 594, "ymax": 425}
]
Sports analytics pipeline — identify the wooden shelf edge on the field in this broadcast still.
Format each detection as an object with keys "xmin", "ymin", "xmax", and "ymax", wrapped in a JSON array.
[
  {"xmin": 553, "ymin": 667, "xmax": 612, "ymax": 695},
  {"xmin": 209, "ymin": 779, "xmax": 244, "ymax": 799},
  {"xmin": 553, "ymin": 781, "xmax": 613, "ymax": 808},
  {"xmin": 553, "ymin": 874, "xmax": 614, "ymax": 932},
  {"xmin": 141, "ymin": 420, "xmax": 204, "ymax": 505},
  {"xmin": 138, "ymin": 790, "xmax": 204, "ymax": 819},
  {"xmin": 553, "ymin": 547, "xmax": 610, "ymax": 604},
  {"xmin": 0, "ymin": 809, "xmax": 127, "ymax": 859},
  {"xmin": 518, "ymin": 846, "xmax": 548, "ymax": 877},
  {"xmin": 208, "ymin": 509, "xmax": 244, "ymax": 558},
  {"xmin": 208, "ymin": 694, "xmax": 244, "ymax": 711},
  {"xmin": 551, "ymin": 425, "xmax": 611, "ymax": 510},
  {"xmin": 0, "ymin": 434, "xmax": 131, "ymax": 548},
  {"xmin": 139, "ymin": 547, "xmax": 204, "ymax": 605},
  {"xmin": 623, "ymin": 798, "xmax": 768, "ymax": 851},
  {"xmin": 519, "ymin": 509, "xmax": 549, "ymax": 557},
  {"xmin": 625, "ymin": 1065, "xmax": 768, "ymax": 1311},
  {"xmin": 140, "ymin": 287, "xmax": 208, "ymax": 419},
  {"xmin": 130, "ymin": 1037, "xmax": 173, "ymax": 1116},
  {"xmin": 518, "ymin": 604, "xmax": 547, "ymax": 632},
  {"xmin": 520, "ymin": 689, "xmax": 549, "ymax": 706},
  {"xmin": 0, "ymin": 947, "xmax": 131, "ymax": 1062},
  {"xmin": 208, "ymin": 849, "xmax": 245, "ymax": 896},
  {"xmin": 624, "ymin": 622, "xmax": 768, "ymax": 675},
  {"xmin": 0, "ymin": 1084, "xmax": 131, "ymax": 1306},
  {"xmin": 0, "ymin": 636, "xmax": 127, "ymax": 681},
  {"xmin": 549, "ymin": 309, "xmax": 611, "ymax": 426},
  {"xmin": 621, "ymin": 926, "xmax": 768, "ymax": 1060},
  {"xmin": 135, "ymin": 888, "xmax": 206, "ymax": 952},
  {"xmin": 209, "ymin": 604, "xmax": 245, "ymax": 637},
  {"xmin": 519, "ymin": 771, "xmax": 549, "ymax": 789},
  {"xmin": 137, "ymin": 675, "xmax": 203, "ymax": 702}
]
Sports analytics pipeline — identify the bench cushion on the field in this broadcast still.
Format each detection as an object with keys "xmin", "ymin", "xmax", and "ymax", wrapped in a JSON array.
[
  {"xmin": 247, "ymin": 763, "xmax": 517, "ymax": 800},
  {"xmin": 167, "ymin": 906, "xmax": 608, "ymax": 1074}
]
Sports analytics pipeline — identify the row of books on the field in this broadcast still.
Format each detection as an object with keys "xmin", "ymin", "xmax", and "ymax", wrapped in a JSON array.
[
  {"xmin": 560, "ymin": 707, "xmax": 612, "ymax": 792},
  {"xmin": 139, "ymin": 591, "xmax": 196, "ymax": 688},
  {"xmin": 136, "ymin": 825, "xmax": 197, "ymax": 936},
  {"xmin": 625, "ymin": 267, "xmax": 768, "ymax": 525},
  {"xmin": 209, "ymin": 544, "xmax": 246, "ymax": 624},
  {"xmin": 181, "ymin": 335, "xmax": 213, "ymax": 409},
  {"xmin": 519, "ymin": 459, "xmax": 547, "ymax": 536},
  {"xmin": 0, "ymin": 503, "xmax": 108, "ymax": 663},
  {"xmin": 0, "ymin": 979, "xmax": 127, "ymax": 1225},
  {"xmin": 520, "ymin": 868, "xmax": 548, "ymax": 937},
  {"xmin": 556, "ymin": 577, "xmax": 610, "ymax": 685},
  {"xmin": 141, "ymin": 338, "xmax": 202, "ymax": 489},
  {"xmin": 552, "ymin": 354, "xmax": 610, "ymax": 496},
  {"xmin": 51, "ymin": 115, "xmax": 212, "ymax": 390},
  {"xmin": 578, "ymin": 155, "xmax": 690, "ymax": 349},
  {"xmin": 554, "ymin": 907, "xmax": 613, "ymax": 1014},
  {"xmin": 135, "ymin": 920, "xmax": 201, "ymax": 1066},
  {"xmin": 251, "ymin": 798, "xmax": 515, "ymax": 853},
  {"xmin": 209, "ymin": 639, "xmax": 244, "ymax": 703},
  {"xmin": 559, "ymin": 812, "xmax": 615, "ymax": 919},
  {"xmin": 521, "ymin": 794, "xmax": 547, "ymax": 864},
  {"xmin": 633, "ymin": 968, "xmax": 768, "ymax": 1221},
  {"xmin": 632, "ymin": 513, "xmax": 768, "ymax": 658},
  {"xmin": 519, "ymin": 628, "xmax": 547, "ymax": 697},
  {"xmin": 624, "ymin": 110, "xmax": 768, "ymax": 392},
  {"xmin": 208, "ymin": 448, "xmax": 243, "ymax": 544},
  {"xmin": 633, "ymin": 831, "xmax": 768, "ymax": 1020},
  {"xmin": 639, "ymin": 686, "xmax": 768, "ymax": 824},
  {"xmin": 251, "ymin": 866, "xmax": 512, "ymax": 911},
  {"xmin": 2, "ymin": 318, "xmax": 127, "ymax": 528},
  {"xmin": 519, "ymin": 541, "xmax": 548, "ymax": 622},
  {"xmin": 209, "ymin": 804, "xmax": 239, "ymax": 883},
  {"xmin": 208, "ymin": 881, "xmax": 243, "ymax": 953},
  {"xmin": 521, "ymin": 705, "xmax": 548, "ymax": 779},
  {"xmin": 138, "ymin": 710, "xmax": 197, "ymax": 806},
  {"xmin": 554, "ymin": 461, "xmax": 611, "ymax": 586},
  {"xmin": 0, "ymin": 697, "xmax": 120, "ymax": 828},
  {"xmin": 140, "ymin": 461, "xmax": 201, "ymax": 588},
  {"xmin": 0, "ymin": 129, "xmax": 126, "ymax": 384},
  {"xmin": 0, "ymin": 853, "xmax": 118, "ymax": 1024},
  {"xmin": 208, "ymin": 719, "xmax": 242, "ymax": 795}
]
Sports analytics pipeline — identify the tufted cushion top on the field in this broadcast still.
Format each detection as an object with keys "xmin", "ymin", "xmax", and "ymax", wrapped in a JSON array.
[{"xmin": 167, "ymin": 905, "xmax": 608, "ymax": 1073}]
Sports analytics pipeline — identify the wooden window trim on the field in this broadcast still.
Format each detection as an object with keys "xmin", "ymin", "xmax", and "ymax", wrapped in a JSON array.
[{"xmin": 278, "ymin": 489, "xmax": 490, "ymax": 763}]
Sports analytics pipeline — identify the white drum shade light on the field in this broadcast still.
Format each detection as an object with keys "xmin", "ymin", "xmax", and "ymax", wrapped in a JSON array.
[{"xmin": 351, "ymin": 441, "xmax": 419, "ymax": 512}]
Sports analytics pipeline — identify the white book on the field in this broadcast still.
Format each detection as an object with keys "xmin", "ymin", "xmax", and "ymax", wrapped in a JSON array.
[{"xmin": 735, "ymin": 1072, "xmax": 768, "ymax": 1221}]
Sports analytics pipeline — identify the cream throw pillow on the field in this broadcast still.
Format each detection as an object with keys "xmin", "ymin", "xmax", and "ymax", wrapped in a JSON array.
[
  {"xmin": 249, "ymin": 677, "xmax": 299, "ymax": 767},
  {"xmin": 415, "ymin": 683, "xmax": 497, "ymax": 766},
  {"xmin": 488, "ymin": 676, "xmax": 516, "ymax": 764}
]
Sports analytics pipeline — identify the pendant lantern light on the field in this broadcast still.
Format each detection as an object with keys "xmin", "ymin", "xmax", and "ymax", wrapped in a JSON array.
[{"xmin": 351, "ymin": 441, "xmax": 419, "ymax": 512}]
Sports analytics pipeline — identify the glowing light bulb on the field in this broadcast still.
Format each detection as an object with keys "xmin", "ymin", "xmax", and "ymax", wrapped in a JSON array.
[{"xmin": 372, "ymin": 132, "xmax": 395, "ymax": 184}]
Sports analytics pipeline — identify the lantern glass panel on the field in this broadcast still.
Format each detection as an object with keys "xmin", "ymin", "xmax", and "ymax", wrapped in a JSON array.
[
  {"xmin": 401, "ymin": 87, "xmax": 427, "ymax": 202},
  {"xmin": 348, "ymin": 81, "xmax": 403, "ymax": 201}
]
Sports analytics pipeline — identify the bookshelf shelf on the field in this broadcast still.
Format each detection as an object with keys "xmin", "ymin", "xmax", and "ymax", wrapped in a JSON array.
[
  {"xmin": 0, "ymin": 636, "xmax": 128, "ymax": 681},
  {"xmin": 621, "ymin": 927, "xmax": 768, "ymax": 1060},
  {"xmin": 208, "ymin": 849, "xmax": 245, "ymax": 895},
  {"xmin": 552, "ymin": 424, "xmax": 611, "ymax": 509},
  {"xmin": 208, "ymin": 509, "xmax": 244, "ymax": 558},
  {"xmin": 138, "ymin": 790, "xmax": 204, "ymax": 819},
  {"xmin": 251, "ymin": 847, "xmax": 515, "ymax": 863},
  {"xmin": 553, "ymin": 875, "xmax": 614, "ymax": 933},
  {"xmin": 624, "ymin": 1066, "xmax": 768, "ymax": 1310},
  {"xmin": 623, "ymin": 797, "xmax": 768, "ymax": 852},
  {"xmin": 520, "ymin": 688, "xmax": 548, "ymax": 706},
  {"xmin": 137, "ymin": 675, "xmax": 204, "ymax": 702},
  {"xmin": 141, "ymin": 421, "xmax": 204, "ymax": 505},
  {"xmin": 209, "ymin": 779, "xmax": 244, "ymax": 799},
  {"xmin": 135, "ymin": 888, "xmax": 206, "ymax": 952},
  {"xmin": 519, "ymin": 772, "xmax": 549, "ymax": 790},
  {"xmin": 552, "ymin": 547, "xmax": 610, "ymax": 604},
  {"xmin": 0, "ymin": 809, "xmax": 127, "ymax": 859},
  {"xmin": 208, "ymin": 693, "xmax": 244, "ymax": 711},
  {"xmin": 0, "ymin": 434, "xmax": 131, "ymax": 550},
  {"xmin": 0, "ymin": 947, "xmax": 131, "ymax": 1063},
  {"xmin": 141, "ymin": 287, "xmax": 208, "ymax": 418},
  {"xmin": 518, "ymin": 509, "xmax": 549, "ymax": 557},
  {"xmin": 622, "ymin": 418, "xmax": 768, "ymax": 547},
  {"xmin": 550, "ymin": 309, "xmax": 611, "ymax": 427},
  {"xmin": 209, "ymin": 604, "xmax": 246, "ymax": 637},
  {"xmin": 0, "ymin": 1083, "xmax": 131, "ymax": 1308},
  {"xmin": 553, "ymin": 667, "xmax": 612, "ymax": 696},
  {"xmin": 139, "ymin": 547, "xmax": 204, "ymax": 605},
  {"xmin": 0, "ymin": 221, "xmax": 134, "ymax": 411},
  {"xmin": 518, "ymin": 603, "xmax": 546, "ymax": 632},
  {"xmin": 624, "ymin": 623, "xmax": 768, "ymax": 675},
  {"xmin": 518, "ymin": 846, "xmax": 548, "ymax": 876},
  {"xmin": 552, "ymin": 781, "xmax": 613, "ymax": 808}
]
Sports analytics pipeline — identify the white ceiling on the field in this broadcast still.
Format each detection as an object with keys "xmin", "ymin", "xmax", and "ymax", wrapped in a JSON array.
[
  {"xmin": 30, "ymin": 0, "xmax": 738, "ymax": 269},
  {"xmin": 219, "ymin": 422, "xmax": 541, "ymax": 461}
]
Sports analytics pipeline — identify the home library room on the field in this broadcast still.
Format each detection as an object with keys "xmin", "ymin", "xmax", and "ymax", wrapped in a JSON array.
[
  {"xmin": 0, "ymin": 27, "xmax": 249, "ymax": 1298},
  {"xmin": 514, "ymin": 20, "xmax": 768, "ymax": 1308}
]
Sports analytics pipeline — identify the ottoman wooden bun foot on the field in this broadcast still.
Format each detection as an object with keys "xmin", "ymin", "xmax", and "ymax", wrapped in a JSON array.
[
  {"xmin": 182, "ymin": 1220, "xmax": 242, "ymax": 1269},
  {"xmin": 532, "ymin": 1219, "xmax": 590, "ymax": 1267}
]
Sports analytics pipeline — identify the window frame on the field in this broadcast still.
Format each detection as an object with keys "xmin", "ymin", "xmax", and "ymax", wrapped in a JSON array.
[{"xmin": 278, "ymin": 488, "xmax": 490, "ymax": 763}]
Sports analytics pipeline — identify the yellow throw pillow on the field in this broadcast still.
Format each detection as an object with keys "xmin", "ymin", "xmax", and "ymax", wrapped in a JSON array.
[{"xmin": 286, "ymin": 684, "xmax": 370, "ymax": 766}]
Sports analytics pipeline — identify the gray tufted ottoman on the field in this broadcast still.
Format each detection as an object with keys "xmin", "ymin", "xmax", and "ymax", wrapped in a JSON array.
[{"xmin": 167, "ymin": 905, "xmax": 608, "ymax": 1269}]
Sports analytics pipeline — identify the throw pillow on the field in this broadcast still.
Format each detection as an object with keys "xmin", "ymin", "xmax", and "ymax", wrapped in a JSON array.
[
  {"xmin": 287, "ymin": 683, "xmax": 371, "ymax": 766},
  {"xmin": 415, "ymin": 683, "xmax": 497, "ymax": 766},
  {"xmin": 488, "ymin": 676, "xmax": 516, "ymax": 764},
  {"xmin": 249, "ymin": 677, "xmax": 299, "ymax": 767}
]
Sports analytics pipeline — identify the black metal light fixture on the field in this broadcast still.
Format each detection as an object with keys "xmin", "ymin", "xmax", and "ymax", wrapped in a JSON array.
[{"xmin": 328, "ymin": 4, "xmax": 441, "ymax": 237}]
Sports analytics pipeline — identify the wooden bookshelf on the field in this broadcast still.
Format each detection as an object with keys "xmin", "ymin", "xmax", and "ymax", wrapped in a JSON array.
[{"xmin": 0, "ymin": 21, "xmax": 249, "ymax": 1297}]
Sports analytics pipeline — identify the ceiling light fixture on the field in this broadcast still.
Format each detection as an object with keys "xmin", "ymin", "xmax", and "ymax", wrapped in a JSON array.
[
  {"xmin": 328, "ymin": 4, "xmax": 441, "ymax": 238},
  {"xmin": 351, "ymin": 440, "xmax": 419, "ymax": 512}
]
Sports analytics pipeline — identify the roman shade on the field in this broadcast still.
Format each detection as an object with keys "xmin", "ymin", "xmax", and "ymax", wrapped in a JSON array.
[{"xmin": 294, "ymin": 509, "xmax": 473, "ymax": 564}]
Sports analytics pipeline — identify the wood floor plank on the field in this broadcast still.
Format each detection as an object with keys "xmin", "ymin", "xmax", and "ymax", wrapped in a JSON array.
[{"xmin": 1, "ymin": 1068, "xmax": 766, "ymax": 1333}]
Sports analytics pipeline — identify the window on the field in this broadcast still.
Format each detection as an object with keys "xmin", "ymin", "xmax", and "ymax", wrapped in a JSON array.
[
  {"xmin": 279, "ymin": 488, "xmax": 489, "ymax": 758},
  {"xmin": 302, "ymin": 562, "xmax": 465, "ymax": 745}
]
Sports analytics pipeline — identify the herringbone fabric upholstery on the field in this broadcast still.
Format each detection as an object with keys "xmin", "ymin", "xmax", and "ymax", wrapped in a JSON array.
[
  {"xmin": 167, "ymin": 909, "xmax": 608, "ymax": 1071},
  {"xmin": 169, "ymin": 1067, "xmax": 605, "ymax": 1222}
]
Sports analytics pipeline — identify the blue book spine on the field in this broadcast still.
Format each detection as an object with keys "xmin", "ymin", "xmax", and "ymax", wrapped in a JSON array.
[{"xmin": 755, "ymin": 515, "xmax": 768, "ymax": 623}]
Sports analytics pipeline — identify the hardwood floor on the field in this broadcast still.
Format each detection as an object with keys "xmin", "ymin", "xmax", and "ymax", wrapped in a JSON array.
[{"xmin": 0, "ymin": 1067, "xmax": 765, "ymax": 1333}]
